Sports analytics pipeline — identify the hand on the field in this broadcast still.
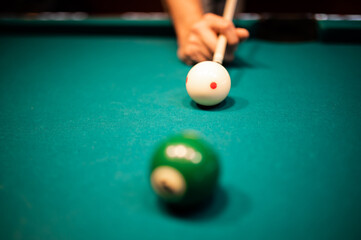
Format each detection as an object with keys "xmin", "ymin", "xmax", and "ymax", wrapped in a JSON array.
[{"xmin": 177, "ymin": 13, "xmax": 249, "ymax": 65}]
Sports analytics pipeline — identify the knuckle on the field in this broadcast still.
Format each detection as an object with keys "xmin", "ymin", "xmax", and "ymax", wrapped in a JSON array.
[
  {"xmin": 184, "ymin": 48, "xmax": 191, "ymax": 57},
  {"xmin": 204, "ymin": 13, "xmax": 214, "ymax": 21},
  {"xmin": 222, "ymin": 21, "xmax": 233, "ymax": 30},
  {"xmin": 188, "ymin": 35, "xmax": 198, "ymax": 45},
  {"xmin": 190, "ymin": 23, "xmax": 201, "ymax": 35},
  {"xmin": 188, "ymin": 38, "xmax": 198, "ymax": 45}
]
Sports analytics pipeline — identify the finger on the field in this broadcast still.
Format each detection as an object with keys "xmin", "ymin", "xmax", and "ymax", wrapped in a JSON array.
[
  {"xmin": 236, "ymin": 28, "xmax": 250, "ymax": 41},
  {"xmin": 204, "ymin": 13, "xmax": 239, "ymax": 46},
  {"xmin": 181, "ymin": 49, "xmax": 196, "ymax": 65},
  {"xmin": 197, "ymin": 46, "xmax": 212, "ymax": 61},
  {"xmin": 197, "ymin": 27, "xmax": 218, "ymax": 54},
  {"xmin": 180, "ymin": 44, "xmax": 209, "ymax": 65},
  {"xmin": 184, "ymin": 44, "xmax": 208, "ymax": 65},
  {"xmin": 221, "ymin": 23, "xmax": 239, "ymax": 46},
  {"xmin": 189, "ymin": 46, "xmax": 208, "ymax": 63},
  {"xmin": 178, "ymin": 48, "xmax": 197, "ymax": 65},
  {"xmin": 193, "ymin": 52, "xmax": 208, "ymax": 63},
  {"xmin": 184, "ymin": 57, "xmax": 195, "ymax": 66},
  {"xmin": 185, "ymin": 54, "xmax": 205, "ymax": 65},
  {"xmin": 188, "ymin": 34, "xmax": 213, "ymax": 60},
  {"xmin": 190, "ymin": 19, "xmax": 218, "ymax": 53},
  {"xmin": 224, "ymin": 29, "xmax": 249, "ymax": 61},
  {"xmin": 177, "ymin": 48, "xmax": 187, "ymax": 63}
]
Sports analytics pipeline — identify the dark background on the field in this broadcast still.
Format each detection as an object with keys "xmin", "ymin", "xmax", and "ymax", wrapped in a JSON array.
[{"xmin": 1, "ymin": 0, "xmax": 360, "ymax": 14}]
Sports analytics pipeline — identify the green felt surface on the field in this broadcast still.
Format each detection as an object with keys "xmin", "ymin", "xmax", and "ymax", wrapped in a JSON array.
[
  {"xmin": 1, "ymin": 19, "xmax": 361, "ymax": 240},
  {"xmin": 0, "ymin": 18, "xmax": 174, "ymax": 27}
]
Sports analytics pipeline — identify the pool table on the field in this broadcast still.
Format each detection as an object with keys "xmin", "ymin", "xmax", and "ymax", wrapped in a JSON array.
[{"xmin": 1, "ymin": 15, "xmax": 361, "ymax": 240}]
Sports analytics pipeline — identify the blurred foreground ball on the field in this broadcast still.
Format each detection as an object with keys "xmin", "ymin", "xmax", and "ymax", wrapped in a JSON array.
[{"xmin": 150, "ymin": 131, "xmax": 220, "ymax": 206}]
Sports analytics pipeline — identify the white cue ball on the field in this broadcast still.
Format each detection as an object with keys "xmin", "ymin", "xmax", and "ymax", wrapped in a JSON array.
[{"xmin": 186, "ymin": 61, "xmax": 231, "ymax": 106}]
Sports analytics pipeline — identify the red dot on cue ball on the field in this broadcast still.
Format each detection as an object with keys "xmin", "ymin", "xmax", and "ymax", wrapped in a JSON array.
[{"xmin": 210, "ymin": 82, "xmax": 217, "ymax": 89}]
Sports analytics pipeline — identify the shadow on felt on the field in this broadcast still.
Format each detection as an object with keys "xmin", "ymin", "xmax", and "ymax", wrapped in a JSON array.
[
  {"xmin": 182, "ymin": 96, "xmax": 249, "ymax": 112},
  {"xmin": 157, "ymin": 185, "xmax": 252, "ymax": 223}
]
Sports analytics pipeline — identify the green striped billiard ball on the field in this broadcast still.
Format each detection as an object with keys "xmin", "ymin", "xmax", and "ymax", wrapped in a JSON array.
[{"xmin": 150, "ymin": 132, "xmax": 220, "ymax": 206}]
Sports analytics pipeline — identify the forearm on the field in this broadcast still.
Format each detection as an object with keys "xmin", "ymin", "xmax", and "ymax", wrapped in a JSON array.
[{"xmin": 164, "ymin": 0, "xmax": 204, "ymax": 46}]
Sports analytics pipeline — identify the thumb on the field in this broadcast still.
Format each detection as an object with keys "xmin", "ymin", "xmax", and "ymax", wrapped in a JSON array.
[{"xmin": 236, "ymin": 28, "xmax": 250, "ymax": 41}]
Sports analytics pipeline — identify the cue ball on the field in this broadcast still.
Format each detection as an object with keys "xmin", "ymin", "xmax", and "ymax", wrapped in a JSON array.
[
  {"xmin": 150, "ymin": 131, "xmax": 220, "ymax": 206},
  {"xmin": 186, "ymin": 61, "xmax": 231, "ymax": 106}
]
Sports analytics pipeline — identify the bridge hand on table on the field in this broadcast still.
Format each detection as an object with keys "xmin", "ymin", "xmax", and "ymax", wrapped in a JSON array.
[{"xmin": 177, "ymin": 13, "xmax": 249, "ymax": 65}]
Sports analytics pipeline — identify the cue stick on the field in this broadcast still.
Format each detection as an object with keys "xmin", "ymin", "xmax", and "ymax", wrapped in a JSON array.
[{"xmin": 213, "ymin": 0, "xmax": 238, "ymax": 64}]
